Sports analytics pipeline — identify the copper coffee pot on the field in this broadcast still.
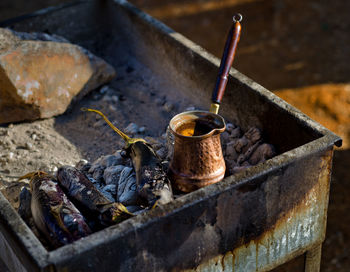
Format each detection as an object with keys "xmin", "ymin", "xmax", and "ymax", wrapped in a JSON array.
[{"xmin": 168, "ymin": 14, "xmax": 242, "ymax": 193}]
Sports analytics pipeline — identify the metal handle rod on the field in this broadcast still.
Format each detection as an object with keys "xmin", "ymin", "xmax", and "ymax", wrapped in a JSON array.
[{"xmin": 210, "ymin": 13, "xmax": 242, "ymax": 114}]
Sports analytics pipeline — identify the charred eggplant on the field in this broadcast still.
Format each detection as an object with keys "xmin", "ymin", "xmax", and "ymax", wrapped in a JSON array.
[
  {"xmin": 81, "ymin": 108, "xmax": 173, "ymax": 207},
  {"xmin": 20, "ymin": 172, "xmax": 92, "ymax": 248}
]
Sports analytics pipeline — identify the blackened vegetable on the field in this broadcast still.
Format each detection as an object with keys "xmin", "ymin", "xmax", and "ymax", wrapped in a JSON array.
[
  {"xmin": 57, "ymin": 166, "xmax": 132, "ymax": 227},
  {"xmin": 129, "ymin": 141, "xmax": 173, "ymax": 206},
  {"xmin": 81, "ymin": 108, "xmax": 173, "ymax": 207},
  {"xmin": 20, "ymin": 172, "xmax": 92, "ymax": 248}
]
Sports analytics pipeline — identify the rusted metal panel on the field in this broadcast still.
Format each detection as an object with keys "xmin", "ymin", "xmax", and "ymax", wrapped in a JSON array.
[
  {"xmin": 0, "ymin": 1, "xmax": 341, "ymax": 271},
  {"xmin": 192, "ymin": 149, "xmax": 333, "ymax": 272}
]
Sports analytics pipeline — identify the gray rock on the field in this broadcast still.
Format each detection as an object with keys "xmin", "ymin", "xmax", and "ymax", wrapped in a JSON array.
[
  {"xmin": 50, "ymin": 165, "xmax": 58, "ymax": 173},
  {"xmin": 25, "ymin": 142, "xmax": 33, "ymax": 150},
  {"xmin": 138, "ymin": 126, "xmax": 146, "ymax": 134},
  {"xmin": 93, "ymin": 119, "xmax": 106, "ymax": 128},
  {"xmin": 102, "ymin": 95, "xmax": 112, "ymax": 102},
  {"xmin": 163, "ymin": 102, "xmax": 175, "ymax": 112},
  {"xmin": 124, "ymin": 123, "xmax": 139, "ymax": 135},
  {"xmin": 155, "ymin": 98, "xmax": 164, "ymax": 106},
  {"xmin": 111, "ymin": 95, "xmax": 119, "ymax": 102},
  {"xmin": 7, "ymin": 152, "xmax": 15, "ymax": 162},
  {"xmin": 185, "ymin": 106, "xmax": 196, "ymax": 111},
  {"xmin": 109, "ymin": 105, "xmax": 117, "ymax": 112},
  {"xmin": 31, "ymin": 133, "xmax": 37, "ymax": 141}
]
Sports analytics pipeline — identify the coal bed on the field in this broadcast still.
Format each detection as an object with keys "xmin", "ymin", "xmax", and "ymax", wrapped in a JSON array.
[{"xmin": 0, "ymin": 0, "xmax": 342, "ymax": 271}]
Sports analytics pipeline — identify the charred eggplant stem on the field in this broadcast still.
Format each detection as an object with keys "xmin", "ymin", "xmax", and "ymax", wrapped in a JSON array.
[
  {"xmin": 57, "ymin": 166, "xmax": 133, "ymax": 227},
  {"xmin": 19, "ymin": 171, "xmax": 51, "ymax": 191},
  {"xmin": 82, "ymin": 108, "xmax": 174, "ymax": 207},
  {"xmin": 81, "ymin": 107, "xmax": 145, "ymax": 147},
  {"xmin": 19, "ymin": 171, "xmax": 92, "ymax": 248}
]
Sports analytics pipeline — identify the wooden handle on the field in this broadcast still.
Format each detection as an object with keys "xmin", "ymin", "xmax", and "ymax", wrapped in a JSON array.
[{"xmin": 212, "ymin": 14, "xmax": 242, "ymax": 104}]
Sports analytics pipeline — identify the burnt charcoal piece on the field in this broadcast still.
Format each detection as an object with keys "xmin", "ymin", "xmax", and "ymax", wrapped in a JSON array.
[
  {"xmin": 104, "ymin": 165, "xmax": 125, "ymax": 185},
  {"xmin": 117, "ymin": 167, "xmax": 138, "ymax": 206},
  {"xmin": 57, "ymin": 166, "xmax": 132, "ymax": 227},
  {"xmin": 244, "ymin": 127, "xmax": 262, "ymax": 144},
  {"xmin": 249, "ymin": 143, "xmax": 276, "ymax": 165},
  {"xmin": 223, "ymin": 124, "xmax": 276, "ymax": 175}
]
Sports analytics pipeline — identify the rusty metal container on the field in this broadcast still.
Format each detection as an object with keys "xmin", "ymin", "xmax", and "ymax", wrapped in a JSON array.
[{"xmin": 0, "ymin": 1, "xmax": 342, "ymax": 271}]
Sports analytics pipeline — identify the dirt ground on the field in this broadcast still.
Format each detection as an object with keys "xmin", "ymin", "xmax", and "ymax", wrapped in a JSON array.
[{"xmin": 0, "ymin": 0, "xmax": 349, "ymax": 271}]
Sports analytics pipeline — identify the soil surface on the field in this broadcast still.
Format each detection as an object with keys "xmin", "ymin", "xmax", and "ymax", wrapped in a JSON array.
[{"xmin": 1, "ymin": 0, "xmax": 349, "ymax": 271}]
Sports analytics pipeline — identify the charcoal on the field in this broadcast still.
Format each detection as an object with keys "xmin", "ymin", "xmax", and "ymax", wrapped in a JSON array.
[
  {"xmin": 100, "ymin": 184, "xmax": 117, "ymax": 201},
  {"xmin": 249, "ymin": 143, "xmax": 276, "ymax": 165},
  {"xmin": 92, "ymin": 166, "xmax": 105, "ymax": 183},
  {"xmin": 226, "ymin": 123, "xmax": 236, "ymax": 133},
  {"xmin": 104, "ymin": 165, "xmax": 125, "ymax": 185},
  {"xmin": 234, "ymin": 137, "xmax": 248, "ymax": 153},
  {"xmin": 156, "ymin": 147, "xmax": 167, "ymax": 160},
  {"xmin": 99, "ymin": 154, "xmax": 125, "ymax": 168},
  {"xmin": 244, "ymin": 127, "xmax": 262, "ymax": 144},
  {"xmin": 221, "ymin": 131, "xmax": 231, "ymax": 144},
  {"xmin": 225, "ymin": 142, "xmax": 238, "ymax": 161},
  {"xmin": 118, "ymin": 171, "xmax": 138, "ymax": 206},
  {"xmin": 230, "ymin": 127, "xmax": 241, "ymax": 138}
]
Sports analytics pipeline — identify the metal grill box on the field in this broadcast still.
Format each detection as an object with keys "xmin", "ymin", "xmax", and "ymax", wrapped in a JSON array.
[{"xmin": 0, "ymin": 1, "xmax": 341, "ymax": 271}]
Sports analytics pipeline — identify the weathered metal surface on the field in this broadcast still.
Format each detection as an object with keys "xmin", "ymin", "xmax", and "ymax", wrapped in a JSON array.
[
  {"xmin": 190, "ymin": 149, "xmax": 333, "ymax": 272},
  {"xmin": 0, "ymin": 0, "xmax": 342, "ymax": 271}
]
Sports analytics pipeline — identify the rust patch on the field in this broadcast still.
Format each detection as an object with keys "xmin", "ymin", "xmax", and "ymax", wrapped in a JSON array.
[{"xmin": 191, "ymin": 149, "xmax": 334, "ymax": 272}]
